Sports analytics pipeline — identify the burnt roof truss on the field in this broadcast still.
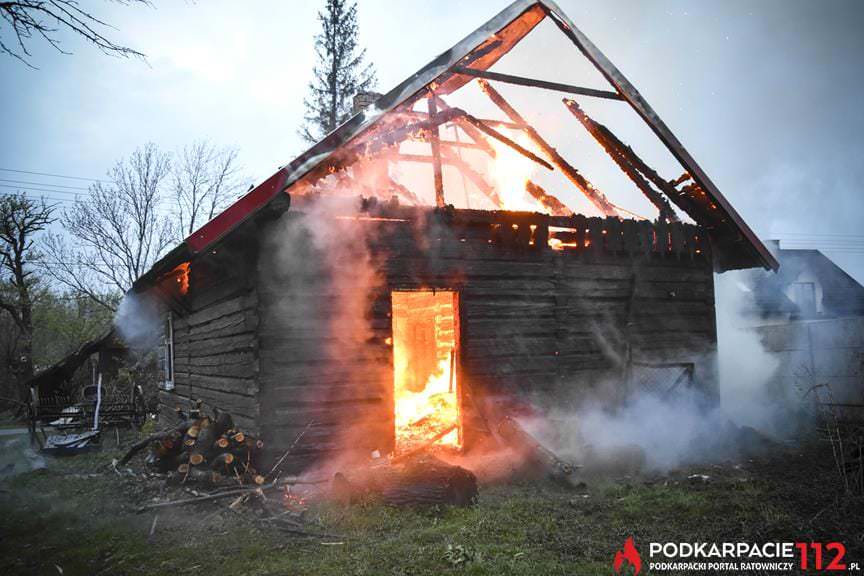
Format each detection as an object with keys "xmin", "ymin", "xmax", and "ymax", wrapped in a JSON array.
[{"xmin": 136, "ymin": 0, "xmax": 776, "ymax": 293}]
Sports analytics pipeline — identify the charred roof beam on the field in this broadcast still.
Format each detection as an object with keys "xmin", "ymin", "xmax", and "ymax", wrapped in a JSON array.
[
  {"xmin": 477, "ymin": 78, "xmax": 618, "ymax": 217},
  {"xmin": 453, "ymin": 66, "xmax": 624, "ymax": 101},
  {"xmin": 562, "ymin": 98, "xmax": 679, "ymax": 223}
]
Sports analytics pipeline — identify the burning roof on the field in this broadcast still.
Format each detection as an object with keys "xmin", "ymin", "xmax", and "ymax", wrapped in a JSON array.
[{"xmin": 133, "ymin": 0, "xmax": 777, "ymax": 294}]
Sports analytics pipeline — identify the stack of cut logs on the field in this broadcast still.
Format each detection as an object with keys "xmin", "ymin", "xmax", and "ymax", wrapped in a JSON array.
[{"xmin": 124, "ymin": 407, "xmax": 266, "ymax": 486}]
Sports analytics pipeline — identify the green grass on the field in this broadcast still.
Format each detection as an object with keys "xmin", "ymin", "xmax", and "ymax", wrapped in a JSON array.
[{"xmin": 1, "ymin": 436, "xmax": 861, "ymax": 575}]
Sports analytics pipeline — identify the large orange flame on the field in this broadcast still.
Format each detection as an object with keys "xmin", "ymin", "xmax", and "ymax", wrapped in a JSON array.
[
  {"xmin": 392, "ymin": 291, "xmax": 461, "ymax": 453},
  {"xmin": 488, "ymin": 135, "xmax": 546, "ymax": 213}
]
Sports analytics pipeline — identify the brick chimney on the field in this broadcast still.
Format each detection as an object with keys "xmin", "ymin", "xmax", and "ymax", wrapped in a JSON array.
[{"xmin": 352, "ymin": 91, "xmax": 382, "ymax": 114}]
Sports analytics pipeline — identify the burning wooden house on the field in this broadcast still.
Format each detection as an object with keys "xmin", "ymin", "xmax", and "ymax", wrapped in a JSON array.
[{"xmin": 131, "ymin": 0, "xmax": 777, "ymax": 471}]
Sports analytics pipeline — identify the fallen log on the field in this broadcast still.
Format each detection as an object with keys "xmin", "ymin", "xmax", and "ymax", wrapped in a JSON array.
[{"xmin": 332, "ymin": 456, "xmax": 478, "ymax": 507}]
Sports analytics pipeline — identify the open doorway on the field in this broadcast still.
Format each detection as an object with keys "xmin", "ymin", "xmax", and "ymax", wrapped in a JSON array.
[{"xmin": 391, "ymin": 290, "xmax": 461, "ymax": 453}]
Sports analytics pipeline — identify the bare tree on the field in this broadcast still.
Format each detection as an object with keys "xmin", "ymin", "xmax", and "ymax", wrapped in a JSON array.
[
  {"xmin": 301, "ymin": 0, "xmax": 377, "ymax": 142},
  {"xmin": 42, "ymin": 143, "xmax": 173, "ymax": 310},
  {"xmin": 0, "ymin": 193, "xmax": 54, "ymax": 394},
  {"xmin": 0, "ymin": 0, "xmax": 150, "ymax": 66},
  {"xmin": 173, "ymin": 140, "xmax": 243, "ymax": 238}
]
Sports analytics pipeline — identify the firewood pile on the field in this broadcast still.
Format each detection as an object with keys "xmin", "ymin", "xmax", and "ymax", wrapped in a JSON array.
[{"xmin": 121, "ymin": 405, "xmax": 266, "ymax": 486}]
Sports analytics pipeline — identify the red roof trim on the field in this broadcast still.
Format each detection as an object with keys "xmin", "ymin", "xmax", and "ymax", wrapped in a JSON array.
[{"xmin": 185, "ymin": 169, "xmax": 288, "ymax": 254}]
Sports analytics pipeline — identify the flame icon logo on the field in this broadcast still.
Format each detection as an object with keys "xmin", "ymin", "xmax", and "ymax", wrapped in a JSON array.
[{"xmin": 613, "ymin": 537, "xmax": 642, "ymax": 575}]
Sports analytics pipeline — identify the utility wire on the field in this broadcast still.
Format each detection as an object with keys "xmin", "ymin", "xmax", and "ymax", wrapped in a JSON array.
[
  {"xmin": 0, "ymin": 185, "xmax": 86, "ymax": 198},
  {"xmin": 0, "ymin": 189, "xmax": 76, "ymax": 203},
  {"xmin": 0, "ymin": 168, "xmax": 112, "ymax": 184},
  {"xmin": 0, "ymin": 178, "xmax": 92, "ymax": 191},
  {"xmin": 772, "ymin": 232, "xmax": 864, "ymax": 238}
]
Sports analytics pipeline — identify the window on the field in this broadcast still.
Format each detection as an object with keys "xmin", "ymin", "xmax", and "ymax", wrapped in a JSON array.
[
  {"xmin": 791, "ymin": 282, "xmax": 816, "ymax": 316},
  {"xmin": 160, "ymin": 312, "xmax": 175, "ymax": 391}
]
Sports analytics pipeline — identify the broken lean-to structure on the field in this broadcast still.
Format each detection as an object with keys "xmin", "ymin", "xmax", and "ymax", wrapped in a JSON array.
[{"xmin": 129, "ymin": 0, "xmax": 778, "ymax": 471}]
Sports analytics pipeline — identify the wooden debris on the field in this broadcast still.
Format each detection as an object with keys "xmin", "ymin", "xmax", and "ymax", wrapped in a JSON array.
[
  {"xmin": 119, "ymin": 422, "xmax": 190, "ymax": 466},
  {"xmin": 496, "ymin": 416, "xmax": 577, "ymax": 485},
  {"xmin": 147, "ymin": 514, "xmax": 158, "ymax": 543},
  {"xmin": 135, "ymin": 476, "xmax": 327, "ymax": 513}
]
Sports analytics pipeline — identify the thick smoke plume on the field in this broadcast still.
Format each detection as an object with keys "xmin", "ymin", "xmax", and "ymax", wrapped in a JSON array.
[
  {"xmin": 261, "ymin": 185, "xmax": 388, "ymax": 473},
  {"xmin": 527, "ymin": 270, "xmax": 785, "ymax": 473}
]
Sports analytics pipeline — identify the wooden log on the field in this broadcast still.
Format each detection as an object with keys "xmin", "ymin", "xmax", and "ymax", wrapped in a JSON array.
[
  {"xmin": 332, "ymin": 457, "xmax": 478, "ymax": 507},
  {"xmin": 210, "ymin": 452, "xmax": 236, "ymax": 474},
  {"xmin": 190, "ymin": 410, "xmax": 232, "ymax": 462}
]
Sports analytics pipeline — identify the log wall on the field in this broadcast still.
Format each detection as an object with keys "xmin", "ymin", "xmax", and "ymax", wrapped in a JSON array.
[
  {"xmin": 158, "ymin": 254, "xmax": 261, "ymax": 433},
  {"xmin": 255, "ymin": 209, "xmax": 717, "ymax": 470}
]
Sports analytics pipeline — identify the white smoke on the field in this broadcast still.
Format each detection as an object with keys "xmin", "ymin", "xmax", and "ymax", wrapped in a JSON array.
[
  {"xmin": 714, "ymin": 271, "xmax": 782, "ymax": 429},
  {"xmin": 533, "ymin": 269, "xmax": 783, "ymax": 473},
  {"xmin": 114, "ymin": 293, "xmax": 162, "ymax": 350}
]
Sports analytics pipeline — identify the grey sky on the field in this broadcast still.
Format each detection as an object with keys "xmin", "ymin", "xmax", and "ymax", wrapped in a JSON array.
[{"xmin": 1, "ymin": 0, "xmax": 862, "ymax": 281}]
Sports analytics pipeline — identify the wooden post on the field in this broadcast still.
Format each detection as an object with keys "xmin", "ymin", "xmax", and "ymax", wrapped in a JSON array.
[
  {"xmin": 427, "ymin": 94, "xmax": 446, "ymax": 208},
  {"xmin": 476, "ymin": 79, "xmax": 618, "ymax": 217}
]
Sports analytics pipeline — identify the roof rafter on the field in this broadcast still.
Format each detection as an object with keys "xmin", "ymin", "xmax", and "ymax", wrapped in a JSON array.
[
  {"xmin": 452, "ymin": 66, "xmax": 624, "ymax": 100},
  {"xmin": 135, "ymin": 0, "xmax": 775, "ymax": 293}
]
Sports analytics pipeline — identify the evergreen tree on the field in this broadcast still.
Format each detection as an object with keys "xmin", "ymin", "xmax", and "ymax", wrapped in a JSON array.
[{"xmin": 301, "ymin": 0, "xmax": 377, "ymax": 143}]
